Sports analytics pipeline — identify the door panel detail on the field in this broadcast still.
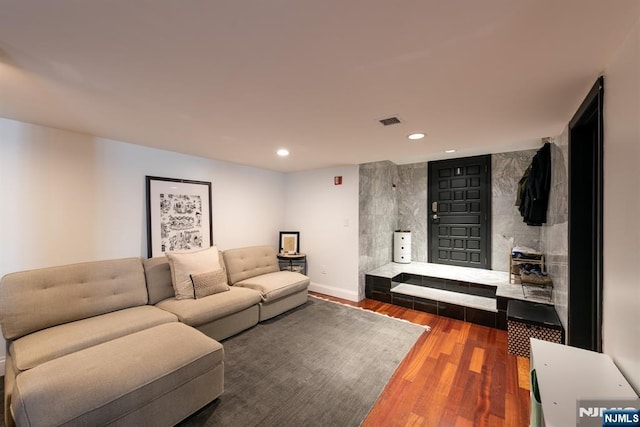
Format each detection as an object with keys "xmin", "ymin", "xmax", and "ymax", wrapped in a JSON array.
[{"xmin": 428, "ymin": 155, "xmax": 491, "ymax": 269}]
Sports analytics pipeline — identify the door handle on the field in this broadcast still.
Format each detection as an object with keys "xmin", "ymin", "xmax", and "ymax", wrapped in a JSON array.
[{"xmin": 432, "ymin": 214, "xmax": 440, "ymax": 222}]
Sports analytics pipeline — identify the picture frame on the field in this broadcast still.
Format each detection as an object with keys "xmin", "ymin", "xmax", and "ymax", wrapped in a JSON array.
[
  {"xmin": 146, "ymin": 176, "xmax": 213, "ymax": 258},
  {"xmin": 279, "ymin": 231, "xmax": 300, "ymax": 254}
]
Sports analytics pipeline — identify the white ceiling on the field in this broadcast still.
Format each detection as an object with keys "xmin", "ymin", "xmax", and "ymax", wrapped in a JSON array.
[{"xmin": 1, "ymin": 1, "xmax": 639, "ymax": 173}]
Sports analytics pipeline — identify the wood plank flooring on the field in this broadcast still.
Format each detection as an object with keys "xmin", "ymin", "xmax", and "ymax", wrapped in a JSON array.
[{"xmin": 310, "ymin": 292, "xmax": 531, "ymax": 427}]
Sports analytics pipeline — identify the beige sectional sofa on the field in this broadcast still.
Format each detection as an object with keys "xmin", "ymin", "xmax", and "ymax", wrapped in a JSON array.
[{"xmin": 0, "ymin": 245, "xmax": 310, "ymax": 426}]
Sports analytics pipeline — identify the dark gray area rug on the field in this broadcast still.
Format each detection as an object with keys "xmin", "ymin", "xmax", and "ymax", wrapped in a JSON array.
[{"xmin": 179, "ymin": 297, "xmax": 427, "ymax": 427}]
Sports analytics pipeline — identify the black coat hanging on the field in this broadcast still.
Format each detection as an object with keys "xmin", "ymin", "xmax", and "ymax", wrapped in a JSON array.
[{"xmin": 518, "ymin": 142, "xmax": 551, "ymax": 226}]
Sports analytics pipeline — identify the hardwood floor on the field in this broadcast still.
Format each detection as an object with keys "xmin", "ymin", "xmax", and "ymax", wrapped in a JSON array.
[{"xmin": 310, "ymin": 292, "xmax": 531, "ymax": 427}]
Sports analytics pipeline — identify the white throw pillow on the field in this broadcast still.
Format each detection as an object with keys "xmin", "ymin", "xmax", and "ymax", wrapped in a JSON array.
[{"xmin": 166, "ymin": 245, "xmax": 221, "ymax": 300}]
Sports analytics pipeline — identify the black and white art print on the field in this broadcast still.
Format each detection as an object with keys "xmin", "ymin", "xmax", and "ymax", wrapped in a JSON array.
[{"xmin": 146, "ymin": 176, "xmax": 213, "ymax": 258}]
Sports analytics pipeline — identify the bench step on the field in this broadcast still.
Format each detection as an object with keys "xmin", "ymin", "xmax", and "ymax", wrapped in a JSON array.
[{"xmin": 392, "ymin": 283, "xmax": 497, "ymax": 312}]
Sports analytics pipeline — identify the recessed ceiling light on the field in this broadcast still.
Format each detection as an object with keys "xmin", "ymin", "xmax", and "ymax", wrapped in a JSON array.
[
  {"xmin": 407, "ymin": 133, "xmax": 425, "ymax": 140},
  {"xmin": 445, "ymin": 149, "xmax": 456, "ymax": 153},
  {"xmin": 277, "ymin": 149, "xmax": 289, "ymax": 157}
]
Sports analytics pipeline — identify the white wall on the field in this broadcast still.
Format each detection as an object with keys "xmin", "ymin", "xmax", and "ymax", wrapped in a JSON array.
[
  {"xmin": 602, "ymin": 16, "xmax": 640, "ymax": 393},
  {"xmin": 0, "ymin": 117, "xmax": 287, "ymax": 366},
  {"xmin": 284, "ymin": 166, "xmax": 360, "ymax": 301}
]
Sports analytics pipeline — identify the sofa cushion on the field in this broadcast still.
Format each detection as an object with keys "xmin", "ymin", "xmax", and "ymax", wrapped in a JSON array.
[
  {"xmin": 222, "ymin": 246, "xmax": 280, "ymax": 285},
  {"xmin": 143, "ymin": 256, "xmax": 177, "ymax": 304},
  {"xmin": 155, "ymin": 286, "xmax": 261, "ymax": 326},
  {"xmin": 0, "ymin": 258, "xmax": 148, "ymax": 340},
  {"xmin": 166, "ymin": 246, "xmax": 221, "ymax": 300},
  {"xmin": 12, "ymin": 323, "xmax": 223, "ymax": 427},
  {"xmin": 10, "ymin": 306, "xmax": 178, "ymax": 371},
  {"xmin": 235, "ymin": 271, "xmax": 310, "ymax": 302},
  {"xmin": 191, "ymin": 269, "xmax": 230, "ymax": 298}
]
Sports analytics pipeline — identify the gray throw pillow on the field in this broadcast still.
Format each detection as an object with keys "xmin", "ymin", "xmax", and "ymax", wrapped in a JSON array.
[{"xmin": 190, "ymin": 269, "xmax": 230, "ymax": 298}]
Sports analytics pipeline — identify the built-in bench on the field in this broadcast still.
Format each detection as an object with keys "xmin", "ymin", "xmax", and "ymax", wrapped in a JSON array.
[{"xmin": 365, "ymin": 262, "xmax": 554, "ymax": 330}]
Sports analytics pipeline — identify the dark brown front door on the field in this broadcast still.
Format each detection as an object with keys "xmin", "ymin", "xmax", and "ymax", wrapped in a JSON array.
[{"xmin": 428, "ymin": 155, "xmax": 491, "ymax": 269}]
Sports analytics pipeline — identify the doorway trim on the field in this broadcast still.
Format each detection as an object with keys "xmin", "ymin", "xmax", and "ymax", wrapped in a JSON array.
[{"xmin": 567, "ymin": 76, "xmax": 604, "ymax": 352}]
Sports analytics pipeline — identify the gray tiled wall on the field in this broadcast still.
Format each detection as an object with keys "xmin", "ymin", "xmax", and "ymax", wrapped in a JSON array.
[
  {"xmin": 491, "ymin": 149, "xmax": 540, "ymax": 271},
  {"xmin": 540, "ymin": 131, "xmax": 569, "ymax": 330},
  {"xmin": 397, "ymin": 163, "xmax": 428, "ymax": 262},
  {"xmin": 358, "ymin": 161, "xmax": 399, "ymax": 297}
]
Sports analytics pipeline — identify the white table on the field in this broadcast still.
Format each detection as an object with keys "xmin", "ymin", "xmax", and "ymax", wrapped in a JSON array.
[{"xmin": 530, "ymin": 338, "xmax": 638, "ymax": 426}]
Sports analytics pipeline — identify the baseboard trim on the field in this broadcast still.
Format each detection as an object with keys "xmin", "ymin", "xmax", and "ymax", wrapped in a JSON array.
[{"xmin": 309, "ymin": 282, "xmax": 360, "ymax": 302}]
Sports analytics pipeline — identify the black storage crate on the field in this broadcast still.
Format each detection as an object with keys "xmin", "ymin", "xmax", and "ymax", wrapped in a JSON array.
[{"xmin": 507, "ymin": 300, "xmax": 563, "ymax": 358}]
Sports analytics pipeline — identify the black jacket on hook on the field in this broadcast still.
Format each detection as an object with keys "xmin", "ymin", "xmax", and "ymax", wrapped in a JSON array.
[{"xmin": 518, "ymin": 142, "xmax": 551, "ymax": 226}]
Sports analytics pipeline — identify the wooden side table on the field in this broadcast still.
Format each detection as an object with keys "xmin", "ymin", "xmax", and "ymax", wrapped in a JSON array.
[{"xmin": 277, "ymin": 253, "xmax": 307, "ymax": 275}]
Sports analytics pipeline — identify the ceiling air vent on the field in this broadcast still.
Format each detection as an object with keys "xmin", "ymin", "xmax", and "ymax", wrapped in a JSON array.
[{"xmin": 378, "ymin": 116, "xmax": 402, "ymax": 126}]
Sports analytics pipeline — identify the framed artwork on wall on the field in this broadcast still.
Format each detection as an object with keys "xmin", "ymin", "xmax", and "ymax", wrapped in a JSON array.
[
  {"xmin": 279, "ymin": 231, "xmax": 300, "ymax": 254},
  {"xmin": 146, "ymin": 176, "xmax": 213, "ymax": 258}
]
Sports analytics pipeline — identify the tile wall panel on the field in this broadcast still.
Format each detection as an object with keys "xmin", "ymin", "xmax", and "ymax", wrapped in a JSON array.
[
  {"xmin": 540, "ymin": 131, "xmax": 569, "ymax": 331},
  {"xmin": 491, "ymin": 148, "xmax": 540, "ymax": 271},
  {"xmin": 358, "ymin": 161, "xmax": 399, "ymax": 297},
  {"xmin": 397, "ymin": 163, "xmax": 429, "ymax": 262}
]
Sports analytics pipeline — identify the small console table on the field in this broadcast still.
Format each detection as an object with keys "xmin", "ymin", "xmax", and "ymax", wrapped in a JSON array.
[{"xmin": 277, "ymin": 253, "xmax": 307, "ymax": 275}]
